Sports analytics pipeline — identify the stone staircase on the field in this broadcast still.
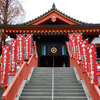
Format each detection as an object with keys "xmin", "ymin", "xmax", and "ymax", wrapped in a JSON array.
[
  {"xmin": 54, "ymin": 67, "xmax": 87, "ymax": 100},
  {"xmin": 19, "ymin": 67, "xmax": 88, "ymax": 100}
]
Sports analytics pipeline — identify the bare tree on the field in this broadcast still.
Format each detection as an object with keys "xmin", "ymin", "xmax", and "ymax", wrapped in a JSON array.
[
  {"xmin": 0, "ymin": 0, "xmax": 25, "ymax": 24},
  {"xmin": 0, "ymin": 0, "xmax": 25, "ymax": 54}
]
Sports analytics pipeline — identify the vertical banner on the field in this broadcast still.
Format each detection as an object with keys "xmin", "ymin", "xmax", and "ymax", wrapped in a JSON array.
[
  {"xmin": 81, "ymin": 40, "xmax": 89, "ymax": 73},
  {"xmin": 17, "ymin": 35, "xmax": 24, "ymax": 63},
  {"xmin": 87, "ymin": 44, "xmax": 98, "ymax": 85},
  {"xmin": 75, "ymin": 33, "xmax": 82, "ymax": 60},
  {"xmin": 66, "ymin": 42, "xmax": 72, "ymax": 57},
  {"xmin": 68, "ymin": 34, "xmax": 74, "ymax": 54},
  {"xmin": 71, "ymin": 37, "xmax": 76, "ymax": 58},
  {"xmin": 0, "ymin": 45, "xmax": 10, "ymax": 86},
  {"xmin": 68, "ymin": 34, "xmax": 76, "ymax": 57},
  {"xmin": 27, "ymin": 34, "xmax": 33, "ymax": 56},
  {"xmin": 24, "ymin": 37, "xmax": 30, "ymax": 60},
  {"xmin": 10, "ymin": 40, "xmax": 17, "ymax": 74}
]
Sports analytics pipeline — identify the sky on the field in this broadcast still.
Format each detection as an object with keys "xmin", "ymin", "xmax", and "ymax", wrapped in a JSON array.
[{"xmin": 21, "ymin": 0, "xmax": 100, "ymax": 24}]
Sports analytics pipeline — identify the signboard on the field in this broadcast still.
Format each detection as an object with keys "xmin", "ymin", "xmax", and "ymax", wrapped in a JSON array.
[
  {"xmin": 87, "ymin": 44, "xmax": 98, "ymax": 85},
  {"xmin": 0, "ymin": 45, "xmax": 10, "ymax": 86},
  {"xmin": 10, "ymin": 40, "xmax": 17, "ymax": 74},
  {"xmin": 17, "ymin": 35, "xmax": 24, "ymax": 63}
]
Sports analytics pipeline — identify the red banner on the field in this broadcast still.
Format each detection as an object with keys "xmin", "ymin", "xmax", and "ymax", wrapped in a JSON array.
[
  {"xmin": 9, "ymin": 40, "xmax": 17, "ymax": 74},
  {"xmin": 66, "ymin": 42, "xmax": 72, "ymax": 57},
  {"xmin": 68, "ymin": 34, "xmax": 76, "ymax": 57},
  {"xmin": 0, "ymin": 45, "xmax": 10, "ymax": 86},
  {"xmin": 75, "ymin": 34, "xmax": 82, "ymax": 60},
  {"xmin": 17, "ymin": 35, "xmax": 24, "ymax": 63},
  {"xmin": 81, "ymin": 40, "xmax": 89, "ymax": 73},
  {"xmin": 87, "ymin": 44, "xmax": 98, "ymax": 85},
  {"xmin": 24, "ymin": 37, "xmax": 30, "ymax": 60},
  {"xmin": 71, "ymin": 37, "xmax": 76, "ymax": 58},
  {"xmin": 27, "ymin": 34, "xmax": 33, "ymax": 55}
]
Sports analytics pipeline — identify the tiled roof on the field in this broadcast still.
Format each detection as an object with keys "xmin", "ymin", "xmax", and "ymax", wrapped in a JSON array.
[{"xmin": 22, "ymin": 3, "xmax": 88, "ymax": 25}]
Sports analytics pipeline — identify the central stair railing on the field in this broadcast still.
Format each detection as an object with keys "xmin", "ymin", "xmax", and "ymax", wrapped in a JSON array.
[{"xmin": 52, "ymin": 67, "xmax": 54, "ymax": 100}]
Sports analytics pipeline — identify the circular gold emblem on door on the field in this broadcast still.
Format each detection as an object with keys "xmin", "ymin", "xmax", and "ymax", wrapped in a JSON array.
[{"xmin": 51, "ymin": 47, "xmax": 57, "ymax": 53}]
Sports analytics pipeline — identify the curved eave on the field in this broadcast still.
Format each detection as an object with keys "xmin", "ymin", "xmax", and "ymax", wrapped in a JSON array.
[
  {"xmin": 1, "ymin": 24, "xmax": 100, "ymax": 36},
  {"xmin": 1, "ymin": 24, "xmax": 100, "ymax": 28}
]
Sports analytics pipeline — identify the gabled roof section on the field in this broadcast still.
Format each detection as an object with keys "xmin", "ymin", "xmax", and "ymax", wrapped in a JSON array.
[{"xmin": 24, "ymin": 3, "xmax": 87, "ymax": 25}]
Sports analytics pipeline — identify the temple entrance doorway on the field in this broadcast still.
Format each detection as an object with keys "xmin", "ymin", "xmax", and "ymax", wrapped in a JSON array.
[{"xmin": 40, "ymin": 56, "xmax": 70, "ymax": 67}]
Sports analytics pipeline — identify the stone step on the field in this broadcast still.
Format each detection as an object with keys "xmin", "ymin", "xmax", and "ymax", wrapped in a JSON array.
[
  {"xmin": 31, "ymin": 76, "xmax": 52, "ymax": 78},
  {"xmin": 26, "ymin": 83, "xmax": 81, "ymax": 86},
  {"xmin": 26, "ymin": 83, "xmax": 52, "ymax": 86},
  {"xmin": 21, "ymin": 92, "xmax": 86, "ymax": 97},
  {"xmin": 54, "ymin": 93, "xmax": 86, "ymax": 96},
  {"xmin": 31, "ymin": 75, "xmax": 52, "ymax": 77},
  {"xmin": 19, "ymin": 96, "xmax": 51, "ymax": 100},
  {"xmin": 25, "ymin": 85, "xmax": 82, "ymax": 89},
  {"xmin": 54, "ymin": 89, "xmax": 84, "ymax": 92},
  {"xmin": 23, "ymin": 89, "xmax": 52, "ymax": 92},
  {"xmin": 21, "ymin": 92, "xmax": 51, "ymax": 96},
  {"xmin": 23, "ymin": 89, "xmax": 84, "ymax": 93},
  {"xmin": 29, "ymin": 81, "xmax": 51, "ymax": 83},
  {"xmin": 54, "ymin": 97, "xmax": 87, "ymax": 100},
  {"xmin": 19, "ymin": 96, "xmax": 87, "ymax": 100},
  {"xmin": 29, "ymin": 79, "xmax": 52, "ymax": 82},
  {"xmin": 24, "ymin": 86, "xmax": 52, "ymax": 89},
  {"xmin": 30, "ymin": 78, "xmax": 52, "ymax": 80}
]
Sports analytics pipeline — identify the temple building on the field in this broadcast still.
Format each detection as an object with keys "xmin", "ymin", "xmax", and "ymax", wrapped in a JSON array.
[{"xmin": 0, "ymin": 3, "xmax": 100, "ymax": 67}]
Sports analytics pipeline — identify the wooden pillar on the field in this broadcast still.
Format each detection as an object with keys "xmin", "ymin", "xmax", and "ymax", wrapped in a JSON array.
[{"xmin": 0, "ymin": 29, "xmax": 5, "ymax": 55}]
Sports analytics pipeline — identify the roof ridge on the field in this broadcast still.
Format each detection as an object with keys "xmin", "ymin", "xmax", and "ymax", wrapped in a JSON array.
[{"xmin": 16, "ymin": 4, "xmax": 90, "ymax": 25}]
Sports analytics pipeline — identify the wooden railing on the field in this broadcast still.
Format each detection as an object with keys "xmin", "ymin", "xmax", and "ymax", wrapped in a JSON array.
[
  {"xmin": 2, "ymin": 55, "xmax": 38, "ymax": 100},
  {"xmin": 70, "ymin": 58, "xmax": 100, "ymax": 100}
]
